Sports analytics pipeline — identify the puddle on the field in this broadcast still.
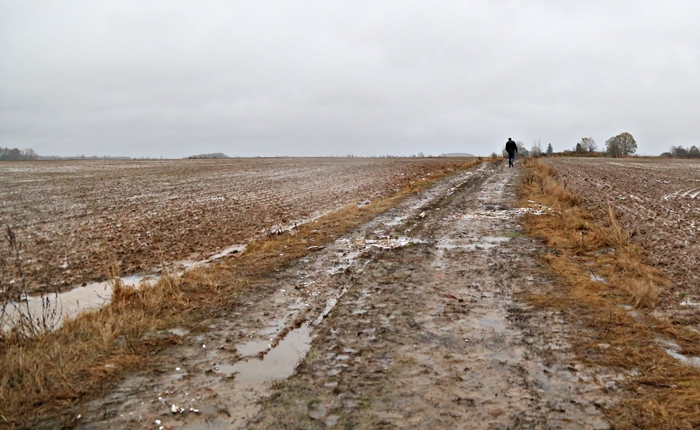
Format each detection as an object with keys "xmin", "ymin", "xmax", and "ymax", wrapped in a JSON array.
[
  {"xmin": 4, "ymin": 241, "xmax": 252, "ymax": 332},
  {"xmin": 2, "ymin": 275, "xmax": 154, "ymax": 330},
  {"xmin": 3, "ymin": 209, "xmax": 346, "ymax": 333},
  {"xmin": 237, "ymin": 339, "xmax": 271, "ymax": 357},
  {"xmin": 215, "ymin": 323, "xmax": 312, "ymax": 382},
  {"xmin": 175, "ymin": 244, "xmax": 247, "ymax": 270},
  {"xmin": 657, "ymin": 337, "xmax": 700, "ymax": 368}
]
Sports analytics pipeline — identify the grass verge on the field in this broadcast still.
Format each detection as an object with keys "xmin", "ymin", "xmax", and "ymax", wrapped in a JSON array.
[
  {"xmin": 519, "ymin": 158, "xmax": 700, "ymax": 429},
  {"xmin": 0, "ymin": 159, "xmax": 483, "ymax": 429}
]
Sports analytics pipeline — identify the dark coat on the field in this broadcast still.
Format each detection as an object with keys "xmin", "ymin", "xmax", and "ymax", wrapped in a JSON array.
[{"xmin": 505, "ymin": 139, "xmax": 518, "ymax": 155}]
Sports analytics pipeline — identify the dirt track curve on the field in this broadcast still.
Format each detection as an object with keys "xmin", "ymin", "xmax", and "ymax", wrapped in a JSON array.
[{"xmin": 78, "ymin": 162, "xmax": 616, "ymax": 429}]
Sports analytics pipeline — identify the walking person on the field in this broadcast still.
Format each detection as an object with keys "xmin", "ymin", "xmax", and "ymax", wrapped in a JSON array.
[{"xmin": 505, "ymin": 138, "xmax": 518, "ymax": 168}]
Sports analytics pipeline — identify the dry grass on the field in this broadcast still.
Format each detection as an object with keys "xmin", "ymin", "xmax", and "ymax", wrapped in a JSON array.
[
  {"xmin": 519, "ymin": 158, "xmax": 700, "ymax": 429},
  {"xmin": 0, "ymin": 159, "xmax": 482, "ymax": 429}
]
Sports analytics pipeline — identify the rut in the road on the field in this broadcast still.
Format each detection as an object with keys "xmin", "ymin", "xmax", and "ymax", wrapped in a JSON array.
[
  {"xmin": 252, "ymin": 164, "xmax": 614, "ymax": 429},
  {"xmin": 77, "ymin": 163, "xmax": 618, "ymax": 430}
]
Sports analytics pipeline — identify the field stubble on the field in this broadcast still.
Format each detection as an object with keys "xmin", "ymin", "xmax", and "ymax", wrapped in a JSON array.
[
  {"xmin": 0, "ymin": 158, "xmax": 468, "ymax": 295},
  {"xmin": 521, "ymin": 157, "xmax": 700, "ymax": 429},
  {"xmin": 548, "ymin": 158, "xmax": 700, "ymax": 323},
  {"xmin": 0, "ymin": 157, "xmax": 480, "ymax": 428}
]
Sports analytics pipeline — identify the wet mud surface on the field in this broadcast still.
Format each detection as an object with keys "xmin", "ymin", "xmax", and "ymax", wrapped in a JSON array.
[{"xmin": 77, "ymin": 163, "xmax": 616, "ymax": 429}]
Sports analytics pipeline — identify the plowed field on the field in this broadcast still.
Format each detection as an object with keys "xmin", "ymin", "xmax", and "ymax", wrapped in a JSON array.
[
  {"xmin": 1, "ymin": 158, "xmax": 470, "ymax": 293},
  {"xmin": 548, "ymin": 158, "xmax": 700, "ymax": 327}
]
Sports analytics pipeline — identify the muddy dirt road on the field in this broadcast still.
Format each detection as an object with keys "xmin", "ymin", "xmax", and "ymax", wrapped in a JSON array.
[{"xmin": 77, "ymin": 163, "xmax": 616, "ymax": 429}]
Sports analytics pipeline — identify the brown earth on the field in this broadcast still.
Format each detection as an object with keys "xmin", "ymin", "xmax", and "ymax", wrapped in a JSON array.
[
  {"xmin": 75, "ymin": 162, "xmax": 617, "ymax": 429},
  {"xmin": 0, "ymin": 158, "xmax": 468, "ymax": 294},
  {"xmin": 547, "ymin": 158, "xmax": 700, "ymax": 329}
]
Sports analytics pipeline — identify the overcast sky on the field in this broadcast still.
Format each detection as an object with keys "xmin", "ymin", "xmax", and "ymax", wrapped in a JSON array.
[{"xmin": 1, "ymin": 1, "xmax": 699, "ymax": 157}]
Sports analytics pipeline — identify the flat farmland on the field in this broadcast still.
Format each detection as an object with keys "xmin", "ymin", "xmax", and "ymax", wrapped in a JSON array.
[
  {"xmin": 1, "ymin": 157, "xmax": 469, "ymax": 293},
  {"xmin": 548, "ymin": 158, "xmax": 700, "ymax": 324}
]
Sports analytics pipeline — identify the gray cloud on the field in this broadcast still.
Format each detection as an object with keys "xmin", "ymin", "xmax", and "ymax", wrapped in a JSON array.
[{"xmin": 1, "ymin": 0, "xmax": 699, "ymax": 157}]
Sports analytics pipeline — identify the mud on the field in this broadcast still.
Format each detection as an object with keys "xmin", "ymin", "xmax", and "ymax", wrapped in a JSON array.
[
  {"xmin": 76, "ymin": 163, "xmax": 616, "ymax": 429},
  {"xmin": 1, "ymin": 158, "xmax": 467, "ymax": 295}
]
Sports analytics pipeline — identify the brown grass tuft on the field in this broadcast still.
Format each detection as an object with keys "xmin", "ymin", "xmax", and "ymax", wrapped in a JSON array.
[
  {"xmin": 607, "ymin": 206, "xmax": 629, "ymax": 250},
  {"xmin": 626, "ymin": 280, "xmax": 658, "ymax": 310},
  {"xmin": 518, "ymin": 158, "xmax": 700, "ymax": 429}
]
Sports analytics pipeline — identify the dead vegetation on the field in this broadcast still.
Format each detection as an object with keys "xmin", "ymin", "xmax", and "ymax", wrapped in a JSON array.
[
  {"xmin": 0, "ymin": 226, "xmax": 62, "ymax": 340},
  {"xmin": 519, "ymin": 158, "xmax": 700, "ymax": 429},
  {"xmin": 0, "ymin": 159, "xmax": 481, "ymax": 429}
]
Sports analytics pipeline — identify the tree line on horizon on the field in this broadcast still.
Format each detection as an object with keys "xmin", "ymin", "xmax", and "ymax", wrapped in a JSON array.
[
  {"xmin": 1, "ymin": 147, "xmax": 37, "ymax": 161},
  {"xmin": 4, "ymin": 136, "xmax": 698, "ymax": 161},
  {"xmin": 569, "ymin": 132, "xmax": 638, "ymax": 157},
  {"xmin": 502, "ymin": 132, "xmax": 639, "ymax": 159},
  {"xmin": 660, "ymin": 146, "xmax": 700, "ymax": 158}
]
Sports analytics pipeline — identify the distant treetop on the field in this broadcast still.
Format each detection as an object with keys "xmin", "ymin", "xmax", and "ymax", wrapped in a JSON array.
[
  {"xmin": 1, "ymin": 147, "xmax": 37, "ymax": 161},
  {"xmin": 605, "ymin": 132, "xmax": 637, "ymax": 157},
  {"xmin": 187, "ymin": 153, "xmax": 230, "ymax": 159}
]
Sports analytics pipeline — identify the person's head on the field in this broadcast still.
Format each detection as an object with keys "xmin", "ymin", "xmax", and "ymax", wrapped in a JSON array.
[{"xmin": 508, "ymin": 137, "xmax": 513, "ymax": 141}]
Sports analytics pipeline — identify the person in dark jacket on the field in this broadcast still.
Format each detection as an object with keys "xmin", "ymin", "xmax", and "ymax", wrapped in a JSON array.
[{"xmin": 505, "ymin": 138, "xmax": 518, "ymax": 168}]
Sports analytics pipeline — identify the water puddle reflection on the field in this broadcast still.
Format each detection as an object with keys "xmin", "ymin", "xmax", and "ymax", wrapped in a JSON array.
[
  {"xmin": 2, "ymin": 275, "xmax": 154, "ymax": 330},
  {"xmin": 236, "ymin": 339, "xmax": 271, "ymax": 357},
  {"xmin": 215, "ymin": 323, "xmax": 312, "ymax": 383},
  {"xmin": 3, "ymin": 242, "xmax": 249, "ymax": 331}
]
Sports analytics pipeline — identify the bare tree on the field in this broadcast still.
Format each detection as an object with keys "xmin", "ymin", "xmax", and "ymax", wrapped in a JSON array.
[
  {"xmin": 1, "ymin": 147, "xmax": 38, "ymax": 161},
  {"xmin": 531, "ymin": 140, "xmax": 543, "ymax": 157},
  {"xmin": 665, "ymin": 145, "xmax": 700, "ymax": 158},
  {"xmin": 582, "ymin": 137, "xmax": 597, "ymax": 152},
  {"xmin": 574, "ymin": 137, "xmax": 597, "ymax": 153},
  {"xmin": 516, "ymin": 141, "xmax": 529, "ymax": 157}
]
